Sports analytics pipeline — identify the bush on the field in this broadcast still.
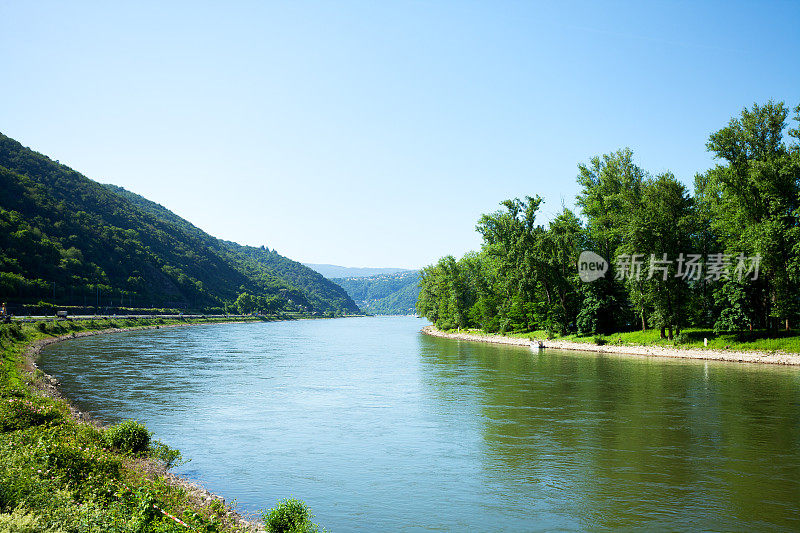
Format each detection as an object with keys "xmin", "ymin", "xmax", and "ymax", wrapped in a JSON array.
[
  {"xmin": 593, "ymin": 335, "xmax": 607, "ymax": 346},
  {"xmin": 149, "ymin": 440, "xmax": 184, "ymax": 469},
  {"xmin": 104, "ymin": 420, "xmax": 150, "ymax": 454},
  {"xmin": 43, "ymin": 441, "xmax": 121, "ymax": 496},
  {"xmin": 0, "ymin": 508, "xmax": 45, "ymax": 531},
  {"xmin": 0, "ymin": 323, "xmax": 24, "ymax": 341},
  {"xmin": 263, "ymin": 498, "xmax": 319, "ymax": 533},
  {"xmin": 674, "ymin": 333, "xmax": 689, "ymax": 345},
  {"xmin": 0, "ymin": 397, "xmax": 62, "ymax": 431}
]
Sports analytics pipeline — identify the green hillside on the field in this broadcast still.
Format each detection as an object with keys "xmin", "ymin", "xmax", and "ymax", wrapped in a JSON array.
[
  {"xmin": 332, "ymin": 271, "xmax": 419, "ymax": 315},
  {"xmin": 105, "ymin": 185, "xmax": 359, "ymax": 315},
  {"xmin": 0, "ymin": 133, "xmax": 360, "ymax": 315}
]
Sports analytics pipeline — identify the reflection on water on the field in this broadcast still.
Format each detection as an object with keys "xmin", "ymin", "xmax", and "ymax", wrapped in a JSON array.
[{"xmin": 40, "ymin": 317, "xmax": 800, "ymax": 531}]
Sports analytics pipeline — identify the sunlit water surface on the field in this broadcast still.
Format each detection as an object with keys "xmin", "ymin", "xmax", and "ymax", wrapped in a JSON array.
[{"xmin": 40, "ymin": 317, "xmax": 800, "ymax": 531}]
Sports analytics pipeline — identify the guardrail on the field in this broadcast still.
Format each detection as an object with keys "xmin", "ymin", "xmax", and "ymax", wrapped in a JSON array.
[
  {"xmin": 2, "ymin": 313, "xmax": 363, "ymax": 323},
  {"xmin": 5, "ymin": 314, "xmax": 254, "ymax": 323}
]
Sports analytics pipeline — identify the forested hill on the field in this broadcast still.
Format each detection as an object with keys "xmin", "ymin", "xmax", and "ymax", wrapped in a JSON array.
[
  {"xmin": 333, "ymin": 271, "xmax": 420, "ymax": 315},
  {"xmin": 104, "ymin": 185, "xmax": 359, "ymax": 314},
  {"xmin": 0, "ymin": 132, "xmax": 360, "ymax": 315}
]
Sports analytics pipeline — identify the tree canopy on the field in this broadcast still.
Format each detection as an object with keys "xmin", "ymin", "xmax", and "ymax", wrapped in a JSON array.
[{"xmin": 418, "ymin": 101, "xmax": 800, "ymax": 338}]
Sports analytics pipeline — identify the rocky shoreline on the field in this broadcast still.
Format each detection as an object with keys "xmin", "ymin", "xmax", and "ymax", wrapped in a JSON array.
[
  {"xmin": 22, "ymin": 320, "xmax": 265, "ymax": 532},
  {"xmin": 421, "ymin": 325, "xmax": 800, "ymax": 366}
]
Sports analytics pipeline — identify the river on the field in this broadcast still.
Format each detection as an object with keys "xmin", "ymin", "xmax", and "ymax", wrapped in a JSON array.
[{"xmin": 39, "ymin": 316, "xmax": 800, "ymax": 531}]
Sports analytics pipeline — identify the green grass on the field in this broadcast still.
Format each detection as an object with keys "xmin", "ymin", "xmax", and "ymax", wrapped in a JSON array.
[
  {"xmin": 0, "ymin": 316, "xmax": 282, "ymax": 532},
  {"xmin": 450, "ymin": 326, "xmax": 800, "ymax": 353}
]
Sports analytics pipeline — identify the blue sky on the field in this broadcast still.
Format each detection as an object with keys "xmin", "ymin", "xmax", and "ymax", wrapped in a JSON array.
[{"xmin": 1, "ymin": 1, "xmax": 798, "ymax": 269}]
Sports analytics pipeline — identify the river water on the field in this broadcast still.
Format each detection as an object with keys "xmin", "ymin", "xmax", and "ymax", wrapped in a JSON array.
[{"xmin": 39, "ymin": 316, "xmax": 800, "ymax": 531}]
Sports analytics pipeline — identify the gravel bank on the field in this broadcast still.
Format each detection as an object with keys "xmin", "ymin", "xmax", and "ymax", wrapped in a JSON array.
[{"xmin": 421, "ymin": 325, "xmax": 800, "ymax": 366}]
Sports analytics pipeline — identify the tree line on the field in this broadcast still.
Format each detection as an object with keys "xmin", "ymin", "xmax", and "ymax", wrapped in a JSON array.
[{"xmin": 417, "ymin": 101, "xmax": 800, "ymax": 339}]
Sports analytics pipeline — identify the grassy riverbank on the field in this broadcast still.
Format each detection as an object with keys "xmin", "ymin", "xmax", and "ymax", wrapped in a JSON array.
[
  {"xmin": 497, "ymin": 327, "xmax": 800, "ymax": 353},
  {"xmin": 0, "ymin": 316, "xmax": 270, "ymax": 532}
]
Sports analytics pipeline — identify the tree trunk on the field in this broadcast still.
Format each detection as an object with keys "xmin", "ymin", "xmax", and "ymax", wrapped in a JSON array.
[
  {"xmin": 660, "ymin": 326, "xmax": 666, "ymax": 339},
  {"xmin": 667, "ymin": 325, "xmax": 673, "ymax": 340},
  {"xmin": 786, "ymin": 318, "xmax": 790, "ymax": 331},
  {"xmin": 641, "ymin": 313, "xmax": 646, "ymax": 332}
]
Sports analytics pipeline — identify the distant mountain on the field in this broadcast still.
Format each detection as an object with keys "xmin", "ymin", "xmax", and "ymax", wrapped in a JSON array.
[
  {"xmin": 304, "ymin": 263, "xmax": 412, "ymax": 279},
  {"xmin": 332, "ymin": 271, "xmax": 420, "ymax": 315},
  {"xmin": 0, "ymin": 132, "xmax": 360, "ymax": 315}
]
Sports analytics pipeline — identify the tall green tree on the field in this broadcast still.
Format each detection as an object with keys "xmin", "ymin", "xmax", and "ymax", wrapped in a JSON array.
[
  {"xmin": 476, "ymin": 196, "xmax": 544, "ymax": 331},
  {"xmin": 416, "ymin": 255, "xmax": 472, "ymax": 330},
  {"xmin": 698, "ymin": 101, "xmax": 800, "ymax": 329},
  {"xmin": 575, "ymin": 148, "xmax": 645, "ymax": 333},
  {"xmin": 623, "ymin": 173, "xmax": 694, "ymax": 338},
  {"xmin": 536, "ymin": 208, "xmax": 584, "ymax": 333}
]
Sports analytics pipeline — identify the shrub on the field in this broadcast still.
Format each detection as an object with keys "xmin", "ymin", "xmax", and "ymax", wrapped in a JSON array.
[
  {"xmin": 593, "ymin": 335, "xmax": 607, "ymax": 346},
  {"xmin": 104, "ymin": 420, "xmax": 150, "ymax": 454},
  {"xmin": 149, "ymin": 440, "xmax": 184, "ymax": 469},
  {"xmin": 0, "ymin": 397, "xmax": 62, "ymax": 431},
  {"xmin": 0, "ymin": 508, "xmax": 44, "ymax": 531},
  {"xmin": 263, "ymin": 498, "xmax": 319, "ymax": 533},
  {"xmin": 44, "ymin": 442, "xmax": 119, "ymax": 489},
  {"xmin": 0, "ymin": 323, "xmax": 24, "ymax": 341},
  {"xmin": 674, "ymin": 333, "xmax": 689, "ymax": 345}
]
